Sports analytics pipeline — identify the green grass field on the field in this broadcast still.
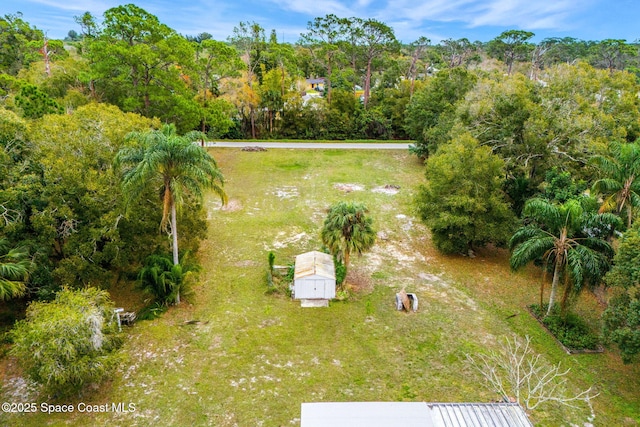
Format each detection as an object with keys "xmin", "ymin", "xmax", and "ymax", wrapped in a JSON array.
[{"xmin": 1, "ymin": 148, "xmax": 639, "ymax": 426}]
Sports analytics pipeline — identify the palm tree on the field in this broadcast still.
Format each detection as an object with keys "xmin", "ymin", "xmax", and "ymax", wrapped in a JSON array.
[
  {"xmin": 138, "ymin": 253, "xmax": 199, "ymax": 305},
  {"xmin": 509, "ymin": 198, "xmax": 621, "ymax": 317},
  {"xmin": 321, "ymin": 202, "xmax": 375, "ymax": 271},
  {"xmin": 591, "ymin": 141, "xmax": 640, "ymax": 228},
  {"xmin": 116, "ymin": 124, "xmax": 227, "ymax": 303},
  {"xmin": 0, "ymin": 238, "xmax": 30, "ymax": 301}
]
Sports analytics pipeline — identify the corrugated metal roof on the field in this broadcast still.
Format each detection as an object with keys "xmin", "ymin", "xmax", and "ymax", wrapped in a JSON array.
[
  {"xmin": 300, "ymin": 402, "xmax": 533, "ymax": 427},
  {"xmin": 294, "ymin": 251, "xmax": 335, "ymax": 280},
  {"xmin": 429, "ymin": 403, "xmax": 533, "ymax": 427}
]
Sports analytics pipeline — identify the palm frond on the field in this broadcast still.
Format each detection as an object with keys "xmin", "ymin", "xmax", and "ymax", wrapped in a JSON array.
[
  {"xmin": 509, "ymin": 235, "xmax": 556, "ymax": 270},
  {"xmin": 522, "ymin": 198, "xmax": 561, "ymax": 231},
  {"xmin": 508, "ymin": 225, "xmax": 546, "ymax": 250}
]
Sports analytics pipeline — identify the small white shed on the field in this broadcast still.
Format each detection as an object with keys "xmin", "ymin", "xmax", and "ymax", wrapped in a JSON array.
[{"xmin": 293, "ymin": 251, "xmax": 336, "ymax": 305}]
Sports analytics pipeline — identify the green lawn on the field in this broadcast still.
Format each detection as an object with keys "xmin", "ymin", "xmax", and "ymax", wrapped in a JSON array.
[{"xmin": 1, "ymin": 148, "xmax": 639, "ymax": 426}]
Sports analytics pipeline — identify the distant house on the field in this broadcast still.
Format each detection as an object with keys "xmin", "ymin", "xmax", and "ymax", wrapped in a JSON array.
[
  {"xmin": 301, "ymin": 402, "xmax": 534, "ymax": 427},
  {"xmin": 305, "ymin": 78, "xmax": 325, "ymax": 92},
  {"xmin": 293, "ymin": 251, "xmax": 336, "ymax": 307}
]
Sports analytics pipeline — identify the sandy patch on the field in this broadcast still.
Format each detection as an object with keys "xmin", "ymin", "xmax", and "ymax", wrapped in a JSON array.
[
  {"xmin": 333, "ymin": 183, "xmax": 364, "ymax": 192},
  {"xmin": 222, "ymin": 199, "xmax": 242, "ymax": 212},
  {"xmin": 416, "ymin": 272, "xmax": 478, "ymax": 310},
  {"xmin": 267, "ymin": 231, "xmax": 311, "ymax": 250},
  {"xmin": 271, "ymin": 186, "xmax": 299, "ymax": 199},
  {"xmin": 233, "ymin": 260, "xmax": 259, "ymax": 268},
  {"xmin": 372, "ymin": 184, "xmax": 400, "ymax": 195}
]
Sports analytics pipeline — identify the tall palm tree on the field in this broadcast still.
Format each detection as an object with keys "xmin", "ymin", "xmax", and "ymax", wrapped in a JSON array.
[
  {"xmin": 0, "ymin": 238, "xmax": 30, "ymax": 301},
  {"xmin": 591, "ymin": 141, "xmax": 640, "ymax": 228},
  {"xmin": 321, "ymin": 202, "xmax": 375, "ymax": 271},
  {"xmin": 509, "ymin": 198, "xmax": 621, "ymax": 317},
  {"xmin": 116, "ymin": 124, "xmax": 227, "ymax": 303}
]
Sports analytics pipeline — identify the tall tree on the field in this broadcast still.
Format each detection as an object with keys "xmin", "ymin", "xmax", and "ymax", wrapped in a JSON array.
[
  {"xmin": 347, "ymin": 18, "xmax": 398, "ymax": 108},
  {"xmin": 405, "ymin": 36, "xmax": 430, "ymax": 96},
  {"xmin": 437, "ymin": 38, "xmax": 479, "ymax": 69},
  {"xmin": 404, "ymin": 67, "xmax": 477, "ymax": 157},
  {"xmin": 192, "ymin": 39, "xmax": 242, "ymax": 137},
  {"xmin": 417, "ymin": 133, "xmax": 515, "ymax": 254},
  {"xmin": 0, "ymin": 13, "xmax": 43, "ymax": 75},
  {"xmin": 229, "ymin": 21, "xmax": 266, "ymax": 138},
  {"xmin": 487, "ymin": 30, "xmax": 535, "ymax": 75},
  {"xmin": 509, "ymin": 198, "xmax": 621, "ymax": 316},
  {"xmin": 73, "ymin": 11, "xmax": 99, "ymax": 39},
  {"xmin": 321, "ymin": 201, "xmax": 375, "ymax": 271},
  {"xmin": 116, "ymin": 124, "xmax": 227, "ymax": 302},
  {"xmin": 591, "ymin": 141, "xmax": 640, "ymax": 228},
  {"xmin": 590, "ymin": 39, "xmax": 635, "ymax": 73},
  {"xmin": 88, "ymin": 5, "xmax": 198, "ymax": 131},
  {"xmin": 299, "ymin": 14, "xmax": 348, "ymax": 104}
]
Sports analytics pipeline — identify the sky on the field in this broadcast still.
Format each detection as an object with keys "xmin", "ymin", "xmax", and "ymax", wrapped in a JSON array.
[{"xmin": 3, "ymin": 0, "xmax": 639, "ymax": 44}]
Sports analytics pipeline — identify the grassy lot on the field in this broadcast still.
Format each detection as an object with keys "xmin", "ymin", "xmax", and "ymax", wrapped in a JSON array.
[
  {"xmin": 207, "ymin": 138, "xmax": 413, "ymax": 143},
  {"xmin": 1, "ymin": 148, "xmax": 639, "ymax": 426}
]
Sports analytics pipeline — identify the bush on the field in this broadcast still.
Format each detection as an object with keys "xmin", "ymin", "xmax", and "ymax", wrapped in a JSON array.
[
  {"xmin": 602, "ymin": 287, "xmax": 640, "ymax": 363},
  {"xmin": 137, "ymin": 253, "xmax": 199, "ymax": 305},
  {"xmin": 11, "ymin": 287, "xmax": 123, "ymax": 397},
  {"xmin": 264, "ymin": 253, "xmax": 293, "ymax": 297},
  {"xmin": 530, "ymin": 304, "xmax": 600, "ymax": 350}
]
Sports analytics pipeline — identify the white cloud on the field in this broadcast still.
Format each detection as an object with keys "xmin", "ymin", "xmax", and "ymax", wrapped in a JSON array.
[
  {"xmin": 18, "ymin": 0, "xmax": 112, "ymax": 13},
  {"xmin": 264, "ymin": 0, "xmax": 354, "ymax": 17},
  {"xmin": 374, "ymin": 0, "xmax": 586, "ymax": 31}
]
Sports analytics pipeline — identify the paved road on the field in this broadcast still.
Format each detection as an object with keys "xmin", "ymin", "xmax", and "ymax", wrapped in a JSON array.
[{"xmin": 203, "ymin": 141, "xmax": 411, "ymax": 150}]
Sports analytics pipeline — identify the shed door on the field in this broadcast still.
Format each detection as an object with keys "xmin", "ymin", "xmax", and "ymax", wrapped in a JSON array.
[{"xmin": 314, "ymin": 280, "xmax": 325, "ymax": 298}]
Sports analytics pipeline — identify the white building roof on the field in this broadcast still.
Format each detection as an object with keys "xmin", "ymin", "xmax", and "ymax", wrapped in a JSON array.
[
  {"xmin": 300, "ymin": 402, "xmax": 533, "ymax": 427},
  {"xmin": 294, "ymin": 251, "xmax": 335, "ymax": 280}
]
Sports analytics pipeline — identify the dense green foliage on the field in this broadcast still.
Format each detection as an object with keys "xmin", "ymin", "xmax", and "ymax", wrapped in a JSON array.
[
  {"xmin": 1, "ymin": 8, "xmax": 639, "ymax": 141},
  {"xmin": 510, "ymin": 198, "xmax": 621, "ymax": 316},
  {"xmin": 137, "ymin": 253, "xmax": 198, "ymax": 306},
  {"xmin": 530, "ymin": 304, "xmax": 601, "ymax": 350},
  {"xmin": 416, "ymin": 133, "xmax": 515, "ymax": 254},
  {"xmin": 602, "ymin": 288, "xmax": 640, "ymax": 363},
  {"xmin": 0, "ymin": 238, "xmax": 30, "ymax": 300},
  {"xmin": 116, "ymin": 124, "xmax": 227, "ymax": 283},
  {"xmin": 405, "ymin": 67, "xmax": 476, "ymax": 157},
  {"xmin": 591, "ymin": 141, "xmax": 640, "ymax": 228},
  {"xmin": 11, "ymin": 287, "xmax": 123, "ymax": 397},
  {"xmin": 604, "ymin": 225, "xmax": 640, "ymax": 289},
  {"xmin": 602, "ymin": 225, "xmax": 640, "ymax": 362}
]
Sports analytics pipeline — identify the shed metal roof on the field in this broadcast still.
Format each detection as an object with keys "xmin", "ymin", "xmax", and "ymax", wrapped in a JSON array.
[
  {"xmin": 300, "ymin": 402, "xmax": 533, "ymax": 427},
  {"xmin": 294, "ymin": 251, "xmax": 335, "ymax": 280}
]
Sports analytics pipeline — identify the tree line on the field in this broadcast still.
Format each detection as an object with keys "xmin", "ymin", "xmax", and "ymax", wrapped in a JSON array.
[{"xmin": 1, "ymin": 7, "xmax": 640, "ymax": 140}]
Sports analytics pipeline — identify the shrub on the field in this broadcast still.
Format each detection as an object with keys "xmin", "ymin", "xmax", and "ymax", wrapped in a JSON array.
[
  {"xmin": 530, "ymin": 304, "xmax": 600, "ymax": 350},
  {"xmin": 137, "ymin": 253, "xmax": 199, "ymax": 306},
  {"xmin": 11, "ymin": 287, "xmax": 123, "ymax": 397}
]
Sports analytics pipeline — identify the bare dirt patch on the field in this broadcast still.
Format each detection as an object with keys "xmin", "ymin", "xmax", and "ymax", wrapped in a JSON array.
[
  {"xmin": 371, "ymin": 184, "xmax": 400, "ymax": 195},
  {"xmin": 345, "ymin": 268, "xmax": 373, "ymax": 294},
  {"xmin": 333, "ymin": 183, "xmax": 364, "ymax": 193},
  {"xmin": 416, "ymin": 272, "xmax": 478, "ymax": 310},
  {"xmin": 222, "ymin": 199, "xmax": 242, "ymax": 212},
  {"xmin": 267, "ymin": 231, "xmax": 311, "ymax": 250},
  {"xmin": 271, "ymin": 186, "xmax": 299, "ymax": 199}
]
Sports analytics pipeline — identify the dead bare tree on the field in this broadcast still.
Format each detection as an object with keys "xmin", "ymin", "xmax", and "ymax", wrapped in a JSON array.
[{"xmin": 466, "ymin": 335, "xmax": 598, "ymax": 413}]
